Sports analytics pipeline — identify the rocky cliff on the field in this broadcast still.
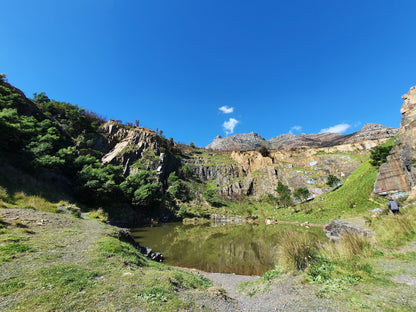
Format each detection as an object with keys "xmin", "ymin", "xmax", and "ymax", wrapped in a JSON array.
[
  {"xmin": 98, "ymin": 119, "xmax": 398, "ymax": 200},
  {"xmin": 207, "ymin": 133, "xmax": 268, "ymax": 151},
  {"xmin": 99, "ymin": 120, "xmax": 162, "ymax": 175},
  {"xmin": 180, "ymin": 142, "xmax": 379, "ymax": 199},
  {"xmin": 374, "ymin": 86, "xmax": 416, "ymax": 197},
  {"xmin": 206, "ymin": 124, "xmax": 398, "ymax": 151}
]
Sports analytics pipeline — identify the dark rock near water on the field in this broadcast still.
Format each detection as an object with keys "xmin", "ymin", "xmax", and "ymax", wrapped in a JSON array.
[{"xmin": 118, "ymin": 228, "xmax": 164, "ymax": 262}]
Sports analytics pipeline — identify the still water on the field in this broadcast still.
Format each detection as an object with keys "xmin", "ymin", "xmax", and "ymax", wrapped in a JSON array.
[{"xmin": 132, "ymin": 222, "xmax": 325, "ymax": 276}]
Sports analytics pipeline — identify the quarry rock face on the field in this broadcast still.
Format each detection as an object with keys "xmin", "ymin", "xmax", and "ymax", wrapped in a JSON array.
[
  {"xmin": 206, "ymin": 124, "xmax": 398, "ymax": 151},
  {"xmin": 100, "ymin": 120, "xmax": 160, "ymax": 175},
  {"xmin": 374, "ymin": 86, "xmax": 416, "ymax": 197}
]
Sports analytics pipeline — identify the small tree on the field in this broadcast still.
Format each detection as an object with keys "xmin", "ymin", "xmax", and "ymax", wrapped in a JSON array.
[
  {"xmin": 327, "ymin": 174, "xmax": 341, "ymax": 187},
  {"xmin": 370, "ymin": 145, "xmax": 393, "ymax": 167},
  {"xmin": 276, "ymin": 182, "xmax": 293, "ymax": 207},
  {"xmin": 293, "ymin": 187, "xmax": 310, "ymax": 202},
  {"xmin": 190, "ymin": 141, "xmax": 196, "ymax": 149},
  {"xmin": 259, "ymin": 145, "xmax": 269, "ymax": 157},
  {"xmin": 168, "ymin": 137, "xmax": 174, "ymax": 150}
]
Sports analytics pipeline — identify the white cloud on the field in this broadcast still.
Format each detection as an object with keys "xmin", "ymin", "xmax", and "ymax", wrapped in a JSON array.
[
  {"xmin": 320, "ymin": 123, "xmax": 351, "ymax": 134},
  {"xmin": 223, "ymin": 118, "xmax": 239, "ymax": 135},
  {"xmin": 219, "ymin": 105, "xmax": 234, "ymax": 114},
  {"xmin": 289, "ymin": 125, "xmax": 302, "ymax": 134}
]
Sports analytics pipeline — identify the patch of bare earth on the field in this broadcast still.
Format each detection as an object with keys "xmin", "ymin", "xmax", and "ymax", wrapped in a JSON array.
[{"xmin": 178, "ymin": 268, "xmax": 347, "ymax": 311}]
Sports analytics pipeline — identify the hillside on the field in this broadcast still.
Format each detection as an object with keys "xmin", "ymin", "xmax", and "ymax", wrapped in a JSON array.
[{"xmin": 0, "ymin": 75, "xmax": 403, "ymax": 225}]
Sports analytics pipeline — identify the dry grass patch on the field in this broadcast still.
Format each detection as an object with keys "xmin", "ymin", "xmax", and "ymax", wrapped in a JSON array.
[{"xmin": 277, "ymin": 230, "xmax": 320, "ymax": 271}]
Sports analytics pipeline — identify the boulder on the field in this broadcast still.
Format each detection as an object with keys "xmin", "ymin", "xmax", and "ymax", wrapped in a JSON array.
[{"xmin": 324, "ymin": 219, "xmax": 372, "ymax": 241}]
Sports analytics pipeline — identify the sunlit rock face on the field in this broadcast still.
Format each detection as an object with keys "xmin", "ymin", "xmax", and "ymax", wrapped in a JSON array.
[
  {"xmin": 99, "ymin": 120, "xmax": 160, "ymax": 175},
  {"xmin": 206, "ymin": 124, "xmax": 398, "ymax": 152},
  {"xmin": 374, "ymin": 86, "xmax": 416, "ymax": 196}
]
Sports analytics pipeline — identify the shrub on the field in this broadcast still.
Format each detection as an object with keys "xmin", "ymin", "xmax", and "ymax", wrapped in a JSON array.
[
  {"xmin": 259, "ymin": 145, "xmax": 269, "ymax": 157},
  {"xmin": 326, "ymin": 174, "xmax": 340, "ymax": 187},
  {"xmin": 168, "ymin": 180, "xmax": 191, "ymax": 202},
  {"xmin": 0, "ymin": 186, "xmax": 8, "ymax": 200},
  {"xmin": 293, "ymin": 187, "xmax": 310, "ymax": 202},
  {"xmin": 306, "ymin": 254, "xmax": 334, "ymax": 283},
  {"xmin": 370, "ymin": 145, "xmax": 393, "ymax": 167},
  {"xmin": 167, "ymin": 172, "xmax": 179, "ymax": 185},
  {"xmin": 275, "ymin": 182, "xmax": 293, "ymax": 207}
]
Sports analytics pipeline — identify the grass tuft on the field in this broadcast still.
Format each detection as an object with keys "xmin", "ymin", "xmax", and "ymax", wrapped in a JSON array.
[
  {"xmin": 88, "ymin": 208, "xmax": 109, "ymax": 222},
  {"xmin": 340, "ymin": 232, "xmax": 373, "ymax": 258},
  {"xmin": 278, "ymin": 230, "xmax": 319, "ymax": 271}
]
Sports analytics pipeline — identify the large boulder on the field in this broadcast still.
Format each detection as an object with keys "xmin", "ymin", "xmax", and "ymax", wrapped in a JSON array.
[{"xmin": 324, "ymin": 219, "xmax": 372, "ymax": 241}]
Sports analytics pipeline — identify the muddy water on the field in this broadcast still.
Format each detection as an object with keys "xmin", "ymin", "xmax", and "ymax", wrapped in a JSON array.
[{"xmin": 132, "ymin": 222, "xmax": 325, "ymax": 276}]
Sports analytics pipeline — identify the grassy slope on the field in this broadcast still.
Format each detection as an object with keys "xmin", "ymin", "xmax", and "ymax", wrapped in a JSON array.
[
  {"xmin": 0, "ymin": 209, "xmax": 212, "ymax": 312},
  {"xmin": 278, "ymin": 159, "xmax": 381, "ymax": 224}
]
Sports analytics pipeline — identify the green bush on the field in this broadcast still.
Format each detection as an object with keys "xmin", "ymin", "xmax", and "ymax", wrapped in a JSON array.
[
  {"xmin": 275, "ymin": 182, "xmax": 293, "ymax": 207},
  {"xmin": 168, "ymin": 180, "xmax": 191, "ymax": 202},
  {"xmin": 293, "ymin": 187, "xmax": 310, "ymax": 201},
  {"xmin": 326, "ymin": 174, "xmax": 341, "ymax": 187},
  {"xmin": 370, "ymin": 145, "xmax": 393, "ymax": 167},
  {"xmin": 259, "ymin": 145, "xmax": 269, "ymax": 157}
]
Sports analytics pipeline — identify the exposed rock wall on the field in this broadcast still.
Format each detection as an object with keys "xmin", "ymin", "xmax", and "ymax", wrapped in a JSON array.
[
  {"xmin": 184, "ymin": 145, "xmax": 372, "ymax": 198},
  {"xmin": 99, "ymin": 120, "xmax": 160, "ymax": 175},
  {"xmin": 374, "ymin": 86, "xmax": 416, "ymax": 197}
]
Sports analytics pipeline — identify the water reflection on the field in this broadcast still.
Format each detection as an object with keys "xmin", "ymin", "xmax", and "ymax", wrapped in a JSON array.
[{"xmin": 132, "ymin": 222, "xmax": 324, "ymax": 275}]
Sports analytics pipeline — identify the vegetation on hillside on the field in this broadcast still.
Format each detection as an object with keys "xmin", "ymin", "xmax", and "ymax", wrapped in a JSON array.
[{"xmin": 0, "ymin": 78, "xmax": 199, "ymax": 221}]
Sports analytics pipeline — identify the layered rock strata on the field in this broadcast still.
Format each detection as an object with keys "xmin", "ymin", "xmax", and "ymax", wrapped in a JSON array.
[{"xmin": 374, "ymin": 86, "xmax": 416, "ymax": 197}]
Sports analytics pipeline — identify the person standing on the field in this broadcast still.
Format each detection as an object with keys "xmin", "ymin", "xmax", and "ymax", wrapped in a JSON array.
[{"xmin": 387, "ymin": 197, "xmax": 400, "ymax": 214}]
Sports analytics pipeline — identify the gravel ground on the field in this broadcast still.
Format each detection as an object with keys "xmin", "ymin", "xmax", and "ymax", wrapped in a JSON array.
[{"xmin": 178, "ymin": 267, "xmax": 347, "ymax": 312}]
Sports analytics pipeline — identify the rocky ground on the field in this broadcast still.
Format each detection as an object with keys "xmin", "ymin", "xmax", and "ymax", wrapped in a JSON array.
[{"xmin": 182, "ymin": 270, "xmax": 348, "ymax": 311}]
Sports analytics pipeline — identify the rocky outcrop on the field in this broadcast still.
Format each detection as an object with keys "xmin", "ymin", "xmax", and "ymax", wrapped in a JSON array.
[
  {"xmin": 324, "ymin": 219, "xmax": 372, "ymax": 241},
  {"xmin": 343, "ymin": 123, "xmax": 398, "ymax": 144},
  {"xmin": 206, "ymin": 132, "xmax": 268, "ymax": 151},
  {"xmin": 206, "ymin": 124, "xmax": 398, "ymax": 151},
  {"xmin": 374, "ymin": 86, "xmax": 416, "ymax": 197},
  {"xmin": 99, "ymin": 120, "xmax": 160, "ymax": 175},
  {"xmin": 183, "ymin": 145, "xmax": 369, "ymax": 198}
]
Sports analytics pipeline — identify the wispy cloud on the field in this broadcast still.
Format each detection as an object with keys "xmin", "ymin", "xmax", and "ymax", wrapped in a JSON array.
[
  {"xmin": 223, "ymin": 118, "xmax": 239, "ymax": 135},
  {"xmin": 289, "ymin": 125, "xmax": 302, "ymax": 134},
  {"xmin": 219, "ymin": 105, "xmax": 234, "ymax": 114},
  {"xmin": 320, "ymin": 123, "xmax": 351, "ymax": 134}
]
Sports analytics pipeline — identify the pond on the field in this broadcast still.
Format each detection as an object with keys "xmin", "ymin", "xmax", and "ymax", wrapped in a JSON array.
[{"xmin": 131, "ymin": 222, "xmax": 326, "ymax": 276}]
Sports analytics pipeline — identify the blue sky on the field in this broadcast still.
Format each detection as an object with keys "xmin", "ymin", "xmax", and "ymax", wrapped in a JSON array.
[{"xmin": 1, "ymin": 0, "xmax": 416, "ymax": 147}]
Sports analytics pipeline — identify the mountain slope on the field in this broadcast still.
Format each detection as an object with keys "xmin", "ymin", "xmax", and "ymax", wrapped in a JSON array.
[{"xmin": 207, "ymin": 123, "xmax": 399, "ymax": 151}]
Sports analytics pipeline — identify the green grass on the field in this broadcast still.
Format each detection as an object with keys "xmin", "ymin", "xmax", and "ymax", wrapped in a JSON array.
[
  {"xmin": 275, "ymin": 158, "xmax": 380, "ymax": 224},
  {"xmin": 0, "ymin": 242, "xmax": 33, "ymax": 263}
]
